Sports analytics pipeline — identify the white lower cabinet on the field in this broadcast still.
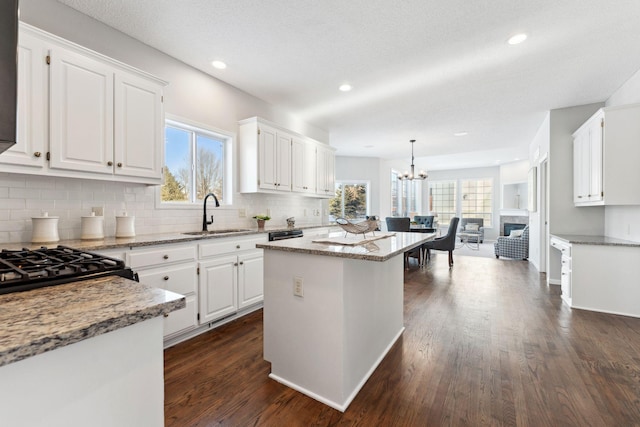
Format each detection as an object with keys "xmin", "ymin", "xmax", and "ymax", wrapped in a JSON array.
[
  {"xmin": 126, "ymin": 244, "xmax": 198, "ymax": 338},
  {"xmin": 198, "ymin": 235, "xmax": 266, "ymax": 325}
]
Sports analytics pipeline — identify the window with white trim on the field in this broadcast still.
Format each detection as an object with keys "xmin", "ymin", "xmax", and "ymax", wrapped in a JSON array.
[
  {"xmin": 329, "ymin": 181, "xmax": 369, "ymax": 221},
  {"xmin": 391, "ymin": 171, "xmax": 421, "ymax": 217},
  {"xmin": 161, "ymin": 119, "xmax": 232, "ymax": 205},
  {"xmin": 461, "ymin": 178, "xmax": 493, "ymax": 224},
  {"xmin": 428, "ymin": 180, "xmax": 457, "ymax": 225}
]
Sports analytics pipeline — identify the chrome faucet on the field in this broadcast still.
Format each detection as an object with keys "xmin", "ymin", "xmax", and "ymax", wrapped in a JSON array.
[{"xmin": 202, "ymin": 193, "xmax": 220, "ymax": 231}]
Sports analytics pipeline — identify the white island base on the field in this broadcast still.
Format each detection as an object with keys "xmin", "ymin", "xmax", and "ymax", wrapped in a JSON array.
[{"xmin": 263, "ymin": 250, "xmax": 404, "ymax": 412}]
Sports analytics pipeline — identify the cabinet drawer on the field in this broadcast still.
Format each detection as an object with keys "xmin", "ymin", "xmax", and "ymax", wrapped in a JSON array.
[
  {"xmin": 199, "ymin": 235, "xmax": 267, "ymax": 258},
  {"xmin": 550, "ymin": 237, "xmax": 571, "ymax": 256},
  {"xmin": 164, "ymin": 294, "xmax": 197, "ymax": 337},
  {"xmin": 137, "ymin": 263, "xmax": 197, "ymax": 295},
  {"xmin": 127, "ymin": 245, "xmax": 196, "ymax": 269}
]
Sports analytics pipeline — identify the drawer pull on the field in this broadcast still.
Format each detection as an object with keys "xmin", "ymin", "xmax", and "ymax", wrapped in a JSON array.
[
  {"xmin": 34, "ymin": 151, "xmax": 42, "ymax": 157},
  {"xmin": 163, "ymin": 255, "xmax": 169, "ymax": 260},
  {"xmin": 107, "ymin": 161, "xmax": 113, "ymax": 166},
  {"xmin": 239, "ymin": 261, "xmax": 244, "ymax": 265},
  {"xmin": 236, "ymin": 245, "xmax": 241, "ymax": 249},
  {"xmin": 163, "ymin": 313, "xmax": 169, "ymax": 318},
  {"xmin": 234, "ymin": 262, "xmax": 238, "ymax": 266},
  {"xmin": 163, "ymin": 276, "xmax": 169, "ymax": 281}
]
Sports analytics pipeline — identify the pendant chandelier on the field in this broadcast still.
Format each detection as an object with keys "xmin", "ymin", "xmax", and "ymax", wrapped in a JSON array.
[{"xmin": 398, "ymin": 139, "xmax": 427, "ymax": 181}]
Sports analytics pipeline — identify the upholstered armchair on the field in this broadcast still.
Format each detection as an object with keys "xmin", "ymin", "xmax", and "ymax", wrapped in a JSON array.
[
  {"xmin": 460, "ymin": 218, "xmax": 484, "ymax": 243},
  {"xmin": 413, "ymin": 215, "xmax": 436, "ymax": 231},
  {"xmin": 494, "ymin": 226, "xmax": 529, "ymax": 260}
]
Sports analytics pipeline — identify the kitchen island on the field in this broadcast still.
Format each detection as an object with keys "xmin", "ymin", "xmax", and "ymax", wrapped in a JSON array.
[
  {"xmin": 256, "ymin": 231, "xmax": 435, "ymax": 411},
  {"xmin": 0, "ymin": 276, "xmax": 184, "ymax": 427}
]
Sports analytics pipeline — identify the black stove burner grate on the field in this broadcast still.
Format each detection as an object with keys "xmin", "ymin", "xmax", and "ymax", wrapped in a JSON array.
[{"xmin": 0, "ymin": 245, "xmax": 138, "ymax": 295}]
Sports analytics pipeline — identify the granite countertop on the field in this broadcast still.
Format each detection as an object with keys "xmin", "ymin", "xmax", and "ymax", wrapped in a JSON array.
[
  {"xmin": 256, "ymin": 231, "xmax": 436, "ymax": 262},
  {"xmin": 0, "ymin": 276, "xmax": 185, "ymax": 368},
  {"xmin": 1, "ymin": 224, "xmax": 337, "ymax": 252},
  {"xmin": 551, "ymin": 234, "xmax": 640, "ymax": 247}
]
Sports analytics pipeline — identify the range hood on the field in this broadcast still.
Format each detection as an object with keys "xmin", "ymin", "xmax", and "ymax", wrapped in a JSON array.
[{"xmin": 0, "ymin": 0, "xmax": 19, "ymax": 155}]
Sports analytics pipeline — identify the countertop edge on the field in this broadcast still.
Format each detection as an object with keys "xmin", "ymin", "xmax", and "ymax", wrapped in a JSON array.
[
  {"xmin": 0, "ymin": 279, "xmax": 185, "ymax": 368},
  {"xmin": 551, "ymin": 234, "xmax": 640, "ymax": 247}
]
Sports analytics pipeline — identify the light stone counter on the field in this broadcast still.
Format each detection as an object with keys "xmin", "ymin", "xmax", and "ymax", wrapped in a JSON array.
[
  {"xmin": 0, "ymin": 275, "xmax": 185, "ymax": 367},
  {"xmin": 551, "ymin": 234, "xmax": 640, "ymax": 247},
  {"xmin": 256, "ymin": 231, "xmax": 434, "ymax": 261},
  {"xmin": 1, "ymin": 224, "xmax": 336, "ymax": 252}
]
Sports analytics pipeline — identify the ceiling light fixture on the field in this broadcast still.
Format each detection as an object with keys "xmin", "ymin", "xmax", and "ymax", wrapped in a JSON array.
[
  {"xmin": 507, "ymin": 33, "xmax": 527, "ymax": 45},
  {"xmin": 211, "ymin": 60, "xmax": 227, "ymax": 69},
  {"xmin": 398, "ymin": 140, "xmax": 427, "ymax": 181},
  {"xmin": 339, "ymin": 84, "xmax": 352, "ymax": 92}
]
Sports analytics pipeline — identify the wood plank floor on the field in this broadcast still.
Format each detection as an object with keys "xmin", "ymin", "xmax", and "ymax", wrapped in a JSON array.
[{"xmin": 164, "ymin": 253, "xmax": 640, "ymax": 426}]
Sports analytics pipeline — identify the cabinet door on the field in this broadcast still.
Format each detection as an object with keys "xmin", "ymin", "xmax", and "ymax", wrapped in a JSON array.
[
  {"xmin": 114, "ymin": 71, "xmax": 163, "ymax": 180},
  {"xmin": 1, "ymin": 30, "xmax": 47, "ymax": 169},
  {"xmin": 49, "ymin": 47, "xmax": 114, "ymax": 174},
  {"xmin": 588, "ymin": 117, "xmax": 603, "ymax": 202},
  {"xmin": 238, "ymin": 250, "xmax": 264, "ymax": 309},
  {"xmin": 199, "ymin": 255, "xmax": 238, "ymax": 324},
  {"xmin": 573, "ymin": 132, "xmax": 589, "ymax": 203},
  {"xmin": 276, "ymin": 132, "xmax": 292, "ymax": 191},
  {"xmin": 316, "ymin": 145, "xmax": 335, "ymax": 197},
  {"xmin": 292, "ymin": 138, "xmax": 315, "ymax": 194},
  {"xmin": 258, "ymin": 125, "xmax": 278, "ymax": 190}
]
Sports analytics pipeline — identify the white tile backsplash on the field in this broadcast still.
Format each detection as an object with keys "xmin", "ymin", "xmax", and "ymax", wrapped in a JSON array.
[{"xmin": 0, "ymin": 173, "xmax": 327, "ymax": 244}]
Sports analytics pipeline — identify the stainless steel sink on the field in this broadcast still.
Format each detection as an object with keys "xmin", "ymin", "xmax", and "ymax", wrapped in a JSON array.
[{"xmin": 182, "ymin": 229, "xmax": 252, "ymax": 236}]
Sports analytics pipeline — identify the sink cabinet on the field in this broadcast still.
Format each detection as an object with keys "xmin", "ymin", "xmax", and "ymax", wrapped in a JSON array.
[
  {"xmin": 198, "ymin": 234, "xmax": 267, "ymax": 324},
  {"xmin": 572, "ymin": 104, "xmax": 640, "ymax": 206}
]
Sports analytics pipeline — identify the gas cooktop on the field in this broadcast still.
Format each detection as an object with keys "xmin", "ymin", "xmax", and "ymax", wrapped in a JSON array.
[{"xmin": 0, "ymin": 245, "xmax": 138, "ymax": 295}]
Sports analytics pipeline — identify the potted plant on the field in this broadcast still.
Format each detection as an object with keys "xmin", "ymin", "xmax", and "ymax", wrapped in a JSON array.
[{"xmin": 253, "ymin": 214, "xmax": 271, "ymax": 230}]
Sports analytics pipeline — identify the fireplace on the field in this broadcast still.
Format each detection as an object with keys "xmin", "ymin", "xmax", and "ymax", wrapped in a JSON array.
[{"xmin": 504, "ymin": 222, "xmax": 526, "ymax": 236}]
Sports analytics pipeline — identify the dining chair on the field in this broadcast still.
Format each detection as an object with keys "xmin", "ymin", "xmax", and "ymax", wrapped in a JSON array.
[
  {"xmin": 385, "ymin": 217, "xmax": 422, "ymax": 267},
  {"xmin": 423, "ymin": 217, "xmax": 460, "ymax": 268}
]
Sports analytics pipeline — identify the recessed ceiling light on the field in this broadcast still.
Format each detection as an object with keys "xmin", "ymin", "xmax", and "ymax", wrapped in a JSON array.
[
  {"xmin": 507, "ymin": 33, "xmax": 527, "ymax": 45},
  {"xmin": 211, "ymin": 60, "xmax": 227, "ymax": 69},
  {"xmin": 453, "ymin": 131, "xmax": 468, "ymax": 137},
  {"xmin": 364, "ymin": 144, "xmax": 374, "ymax": 148},
  {"xmin": 339, "ymin": 84, "xmax": 352, "ymax": 92}
]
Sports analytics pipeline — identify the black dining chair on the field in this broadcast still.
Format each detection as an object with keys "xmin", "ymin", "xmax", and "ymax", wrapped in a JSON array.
[
  {"xmin": 423, "ymin": 217, "xmax": 460, "ymax": 268},
  {"xmin": 385, "ymin": 217, "xmax": 422, "ymax": 267}
]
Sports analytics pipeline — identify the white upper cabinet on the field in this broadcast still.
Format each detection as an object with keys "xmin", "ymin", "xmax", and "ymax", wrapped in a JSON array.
[
  {"xmin": 291, "ymin": 136, "xmax": 316, "ymax": 194},
  {"xmin": 572, "ymin": 104, "xmax": 640, "ymax": 206},
  {"xmin": 49, "ymin": 46, "xmax": 115, "ymax": 175},
  {"xmin": 0, "ymin": 23, "xmax": 166, "ymax": 184},
  {"xmin": 256, "ymin": 123, "xmax": 291, "ymax": 192},
  {"xmin": 239, "ymin": 117, "xmax": 334, "ymax": 198},
  {"xmin": 114, "ymin": 71, "xmax": 164, "ymax": 180},
  {"xmin": 0, "ymin": 29, "xmax": 47, "ymax": 169},
  {"xmin": 316, "ymin": 143, "xmax": 335, "ymax": 197}
]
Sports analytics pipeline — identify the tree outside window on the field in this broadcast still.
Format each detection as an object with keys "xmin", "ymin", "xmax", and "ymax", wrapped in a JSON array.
[{"xmin": 329, "ymin": 182, "xmax": 368, "ymax": 221}]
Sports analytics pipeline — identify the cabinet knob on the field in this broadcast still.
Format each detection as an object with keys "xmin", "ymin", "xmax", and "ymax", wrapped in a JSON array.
[
  {"xmin": 117, "ymin": 162, "xmax": 123, "ymax": 168},
  {"xmin": 163, "ymin": 276, "xmax": 169, "ymax": 281},
  {"xmin": 163, "ymin": 254, "xmax": 169, "ymax": 260},
  {"xmin": 107, "ymin": 161, "xmax": 113, "ymax": 166},
  {"xmin": 239, "ymin": 261, "xmax": 244, "ymax": 265},
  {"xmin": 236, "ymin": 245, "xmax": 240, "ymax": 249},
  {"xmin": 34, "ymin": 151, "xmax": 41, "ymax": 158},
  {"xmin": 234, "ymin": 262, "xmax": 238, "ymax": 266},
  {"xmin": 163, "ymin": 313, "xmax": 169, "ymax": 318}
]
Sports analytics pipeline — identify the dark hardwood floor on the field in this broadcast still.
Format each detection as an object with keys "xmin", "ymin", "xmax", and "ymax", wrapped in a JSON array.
[{"xmin": 164, "ymin": 253, "xmax": 640, "ymax": 426}]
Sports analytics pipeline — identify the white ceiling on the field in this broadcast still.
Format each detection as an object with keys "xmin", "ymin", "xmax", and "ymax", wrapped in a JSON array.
[{"xmin": 57, "ymin": 0, "xmax": 640, "ymax": 170}]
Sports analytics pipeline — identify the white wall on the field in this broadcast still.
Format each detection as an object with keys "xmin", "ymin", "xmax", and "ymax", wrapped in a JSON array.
[
  {"xmin": 0, "ymin": 0, "xmax": 329, "ymax": 243},
  {"xmin": 527, "ymin": 113, "xmax": 550, "ymax": 270},
  {"xmin": 604, "ymin": 68, "xmax": 640, "ymax": 241},
  {"xmin": 335, "ymin": 156, "xmax": 382, "ymax": 217}
]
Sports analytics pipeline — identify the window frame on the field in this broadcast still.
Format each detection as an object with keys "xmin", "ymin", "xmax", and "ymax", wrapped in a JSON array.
[
  {"xmin": 427, "ymin": 178, "xmax": 493, "ymax": 227},
  {"xmin": 157, "ymin": 115, "xmax": 234, "ymax": 209},
  {"xmin": 390, "ymin": 170, "xmax": 422, "ymax": 217}
]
